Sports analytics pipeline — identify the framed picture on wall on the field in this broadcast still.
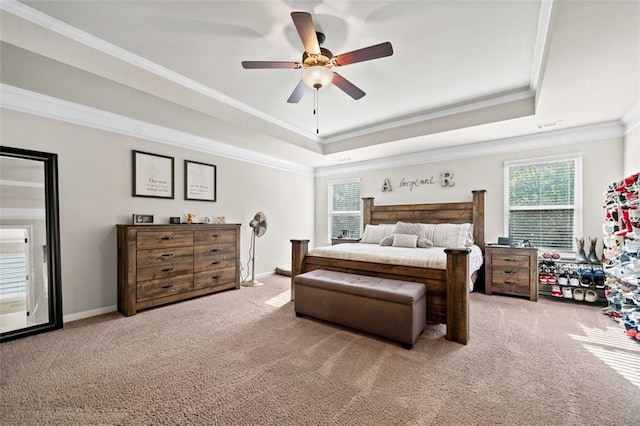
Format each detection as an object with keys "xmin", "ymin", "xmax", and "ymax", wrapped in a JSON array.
[
  {"xmin": 132, "ymin": 150, "xmax": 175, "ymax": 199},
  {"xmin": 185, "ymin": 160, "xmax": 217, "ymax": 202}
]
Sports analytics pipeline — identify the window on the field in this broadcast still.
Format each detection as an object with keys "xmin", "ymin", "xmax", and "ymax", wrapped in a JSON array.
[
  {"xmin": 505, "ymin": 154, "xmax": 582, "ymax": 253},
  {"xmin": 328, "ymin": 179, "xmax": 361, "ymax": 240}
]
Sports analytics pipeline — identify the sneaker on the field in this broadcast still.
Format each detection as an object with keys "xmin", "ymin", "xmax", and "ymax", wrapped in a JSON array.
[
  {"xmin": 563, "ymin": 287, "xmax": 573, "ymax": 299},
  {"xmin": 551, "ymin": 285, "xmax": 563, "ymax": 297}
]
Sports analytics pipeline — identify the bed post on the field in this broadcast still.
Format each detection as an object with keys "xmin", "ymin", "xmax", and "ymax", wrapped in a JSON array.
[
  {"xmin": 472, "ymin": 190, "xmax": 486, "ymax": 251},
  {"xmin": 362, "ymin": 197, "xmax": 374, "ymax": 227},
  {"xmin": 445, "ymin": 248, "xmax": 471, "ymax": 344},
  {"xmin": 290, "ymin": 239, "xmax": 309, "ymax": 301}
]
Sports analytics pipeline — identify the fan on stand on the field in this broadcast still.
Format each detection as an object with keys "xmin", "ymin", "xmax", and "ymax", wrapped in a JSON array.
[{"xmin": 242, "ymin": 211, "xmax": 267, "ymax": 287}]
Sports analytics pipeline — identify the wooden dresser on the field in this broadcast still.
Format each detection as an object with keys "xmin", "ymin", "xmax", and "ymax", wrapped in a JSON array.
[
  {"xmin": 484, "ymin": 245, "xmax": 538, "ymax": 301},
  {"xmin": 117, "ymin": 224, "xmax": 241, "ymax": 316}
]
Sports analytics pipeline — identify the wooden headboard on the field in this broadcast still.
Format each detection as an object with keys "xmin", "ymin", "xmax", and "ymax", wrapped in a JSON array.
[{"xmin": 362, "ymin": 190, "xmax": 486, "ymax": 250}]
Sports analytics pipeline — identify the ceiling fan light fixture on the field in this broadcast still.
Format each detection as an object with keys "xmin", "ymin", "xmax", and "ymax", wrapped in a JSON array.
[{"xmin": 302, "ymin": 65, "xmax": 333, "ymax": 89}]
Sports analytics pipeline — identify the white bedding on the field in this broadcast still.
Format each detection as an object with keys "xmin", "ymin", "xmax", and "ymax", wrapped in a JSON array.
[{"xmin": 309, "ymin": 243, "xmax": 484, "ymax": 291}]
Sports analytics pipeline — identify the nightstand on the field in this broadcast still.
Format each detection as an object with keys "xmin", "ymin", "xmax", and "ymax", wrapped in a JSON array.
[
  {"xmin": 485, "ymin": 245, "xmax": 538, "ymax": 301},
  {"xmin": 331, "ymin": 238, "xmax": 360, "ymax": 245}
]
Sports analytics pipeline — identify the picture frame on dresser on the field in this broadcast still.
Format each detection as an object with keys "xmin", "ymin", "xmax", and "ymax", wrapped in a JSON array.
[{"xmin": 132, "ymin": 150, "xmax": 175, "ymax": 199}]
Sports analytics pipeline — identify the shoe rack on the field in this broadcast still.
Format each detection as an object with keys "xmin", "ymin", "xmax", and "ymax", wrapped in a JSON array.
[
  {"xmin": 601, "ymin": 172, "xmax": 640, "ymax": 342},
  {"xmin": 538, "ymin": 256, "xmax": 607, "ymax": 305}
]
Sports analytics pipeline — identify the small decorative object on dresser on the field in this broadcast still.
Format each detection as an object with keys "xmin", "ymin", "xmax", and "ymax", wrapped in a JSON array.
[
  {"xmin": 132, "ymin": 214, "xmax": 154, "ymax": 225},
  {"xmin": 116, "ymin": 223, "xmax": 241, "ymax": 316},
  {"xmin": 169, "ymin": 216, "xmax": 180, "ymax": 224},
  {"xmin": 485, "ymin": 245, "xmax": 538, "ymax": 301}
]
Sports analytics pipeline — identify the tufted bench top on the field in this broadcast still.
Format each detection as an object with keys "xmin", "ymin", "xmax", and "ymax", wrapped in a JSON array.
[{"xmin": 294, "ymin": 269, "xmax": 426, "ymax": 305}]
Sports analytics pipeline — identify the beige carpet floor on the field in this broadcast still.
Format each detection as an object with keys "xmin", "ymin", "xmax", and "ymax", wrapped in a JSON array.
[{"xmin": 1, "ymin": 274, "xmax": 638, "ymax": 425}]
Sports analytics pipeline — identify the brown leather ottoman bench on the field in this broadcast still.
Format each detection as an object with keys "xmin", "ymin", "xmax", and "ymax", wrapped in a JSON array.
[{"xmin": 294, "ymin": 269, "xmax": 427, "ymax": 349}]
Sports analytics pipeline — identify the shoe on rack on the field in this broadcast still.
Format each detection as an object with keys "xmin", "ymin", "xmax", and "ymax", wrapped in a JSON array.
[
  {"xmin": 551, "ymin": 285, "xmax": 563, "ymax": 297},
  {"xmin": 573, "ymin": 288, "xmax": 585, "ymax": 301},
  {"xmin": 585, "ymin": 289, "xmax": 599, "ymax": 303}
]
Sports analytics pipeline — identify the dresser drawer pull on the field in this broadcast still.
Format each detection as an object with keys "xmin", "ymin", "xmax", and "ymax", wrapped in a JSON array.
[
  {"xmin": 211, "ymin": 234, "xmax": 219, "ymax": 238},
  {"xmin": 505, "ymin": 269, "xmax": 516, "ymax": 274},
  {"xmin": 161, "ymin": 253, "xmax": 174, "ymax": 257},
  {"xmin": 211, "ymin": 275, "xmax": 220, "ymax": 281},
  {"xmin": 161, "ymin": 284, "xmax": 173, "ymax": 289},
  {"xmin": 211, "ymin": 249, "xmax": 220, "ymax": 252},
  {"xmin": 504, "ymin": 258, "xmax": 517, "ymax": 262},
  {"xmin": 211, "ymin": 261, "xmax": 221, "ymax": 265},
  {"xmin": 504, "ymin": 281, "xmax": 518, "ymax": 285},
  {"xmin": 161, "ymin": 267, "xmax": 173, "ymax": 272},
  {"xmin": 161, "ymin": 236, "xmax": 173, "ymax": 240}
]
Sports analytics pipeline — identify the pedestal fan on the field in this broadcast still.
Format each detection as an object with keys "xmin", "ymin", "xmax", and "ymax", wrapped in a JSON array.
[{"xmin": 242, "ymin": 211, "xmax": 267, "ymax": 287}]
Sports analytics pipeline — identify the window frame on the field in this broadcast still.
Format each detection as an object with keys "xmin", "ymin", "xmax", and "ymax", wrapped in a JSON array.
[
  {"xmin": 327, "ymin": 178, "xmax": 362, "ymax": 242},
  {"xmin": 503, "ymin": 153, "xmax": 583, "ymax": 254}
]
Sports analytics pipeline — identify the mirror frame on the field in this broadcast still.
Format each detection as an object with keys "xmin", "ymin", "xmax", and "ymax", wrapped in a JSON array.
[{"xmin": 0, "ymin": 146, "xmax": 62, "ymax": 342}]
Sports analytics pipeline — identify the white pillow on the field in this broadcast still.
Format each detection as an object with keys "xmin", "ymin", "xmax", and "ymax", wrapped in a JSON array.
[
  {"xmin": 392, "ymin": 233, "xmax": 418, "ymax": 248},
  {"xmin": 431, "ymin": 223, "xmax": 474, "ymax": 247},
  {"xmin": 360, "ymin": 224, "xmax": 395, "ymax": 244}
]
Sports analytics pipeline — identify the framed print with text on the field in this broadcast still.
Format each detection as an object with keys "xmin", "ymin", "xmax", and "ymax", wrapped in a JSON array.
[
  {"xmin": 132, "ymin": 150, "xmax": 175, "ymax": 199},
  {"xmin": 185, "ymin": 160, "xmax": 216, "ymax": 202}
]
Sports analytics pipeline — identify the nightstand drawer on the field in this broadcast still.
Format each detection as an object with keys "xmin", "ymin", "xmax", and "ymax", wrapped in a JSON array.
[
  {"xmin": 491, "ymin": 254, "xmax": 531, "ymax": 268},
  {"xmin": 490, "ymin": 281, "xmax": 530, "ymax": 297},
  {"xmin": 492, "ymin": 267, "xmax": 530, "ymax": 285}
]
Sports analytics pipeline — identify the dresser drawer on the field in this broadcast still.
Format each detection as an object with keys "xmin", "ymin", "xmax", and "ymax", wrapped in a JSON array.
[
  {"xmin": 136, "ymin": 261, "xmax": 193, "ymax": 282},
  {"xmin": 137, "ymin": 231, "xmax": 193, "ymax": 249},
  {"xmin": 194, "ymin": 267, "xmax": 236, "ymax": 290},
  {"xmin": 194, "ymin": 243, "xmax": 235, "ymax": 264},
  {"xmin": 491, "ymin": 267, "xmax": 530, "ymax": 286},
  {"xmin": 194, "ymin": 229, "xmax": 236, "ymax": 245},
  {"xmin": 491, "ymin": 253, "xmax": 531, "ymax": 268},
  {"xmin": 137, "ymin": 246, "xmax": 193, "ymax": 267},
  {"xmin": 137, "ymin": 274, "xmax": 193, "ymax": 302}
]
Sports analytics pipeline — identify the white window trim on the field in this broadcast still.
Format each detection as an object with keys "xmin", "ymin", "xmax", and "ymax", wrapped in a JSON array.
[
  {"xmin": 327, "ymin": 178, "xmax": 362, "ymax": 243},
  {"xmin": 503, "ymin": 153, "xmax": 583, "ymax": 252}
]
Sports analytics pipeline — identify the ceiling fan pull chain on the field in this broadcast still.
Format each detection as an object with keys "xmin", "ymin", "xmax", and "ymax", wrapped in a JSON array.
[{"xmin": 315, "ymin": 88, "xmax": 319, "ymax": 134}]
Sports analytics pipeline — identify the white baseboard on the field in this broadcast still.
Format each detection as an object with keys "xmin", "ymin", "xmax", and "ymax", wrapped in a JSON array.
[
  {"xmin": 64, "ymin": 273, "xmax": 278, "ymax": 322},
  {"xmin": 63, "ymin": 305, "xmax": 117, "ymax": 323}
]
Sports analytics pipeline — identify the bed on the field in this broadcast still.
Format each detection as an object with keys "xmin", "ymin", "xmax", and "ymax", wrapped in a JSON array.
[{"xmin": 290, "ymin": 190, "xmax": 486, "ymax": 344}]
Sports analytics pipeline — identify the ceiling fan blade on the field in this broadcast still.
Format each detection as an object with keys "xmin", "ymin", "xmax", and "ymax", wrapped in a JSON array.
[
  {"xmin": 242, "ymin": 61, "xmax": 300, "ymax": 69},
  {"xmin": 333, "ymin": 42, "xmax": 393, "ymax": 66},
  {"xmin": 287, "ymin": 80, "xmax": 307, "ymax": 103},
  {"xmin": 332, "ymin": 73, "xmax": 365, "ymax": 100},
  {"xmin": 291, "ymin": 12, "xmax": 320, "ymax": 55}
]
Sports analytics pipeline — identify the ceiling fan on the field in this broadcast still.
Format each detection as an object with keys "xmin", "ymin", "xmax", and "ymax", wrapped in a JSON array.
[{"xmin": 241, "ymin": 11, "xmax": 393, "ymax": 103}]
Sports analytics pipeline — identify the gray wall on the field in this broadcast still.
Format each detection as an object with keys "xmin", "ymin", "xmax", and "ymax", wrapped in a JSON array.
[
  {"xmin": 315, "ymin": 138, "xmax": 624, "ymax": 250},
  {"xmin": 0, "ymin": 109, "xmax": 315, "ymax": 320}
]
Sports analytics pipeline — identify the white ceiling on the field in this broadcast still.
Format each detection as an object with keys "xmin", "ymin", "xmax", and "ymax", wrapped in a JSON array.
[{"xmin": 1, "ymin": 1, "xmax": 639, "ymax": 170}]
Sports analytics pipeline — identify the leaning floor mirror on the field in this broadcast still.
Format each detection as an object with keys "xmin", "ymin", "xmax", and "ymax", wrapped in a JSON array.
[{"xmin": 0, "ymin": 146, "xmax": 62, "ymax": 342}]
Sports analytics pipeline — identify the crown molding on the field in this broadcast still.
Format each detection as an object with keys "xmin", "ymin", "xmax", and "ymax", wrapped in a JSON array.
[
  {"xmin": 0, "ymin": 84, "xmax": 314, "ymax": 176},
  {"xmin": 0, "ymin": 0, "xmax": 320, "ymax": 143},
  {"xmin": 315, "ymin": 120, "xmax": 625, "ymax": 177},
  {"xmin": 622, "ymin": 102, "xmax": 640, "ymax": 135},
  {"xmin": 530, "ymin": 0, "xmax": 554, "ymax": 92},
  {"xmin": 323, "ymin": 88, "xmax": 535, "ymax": 144}
]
